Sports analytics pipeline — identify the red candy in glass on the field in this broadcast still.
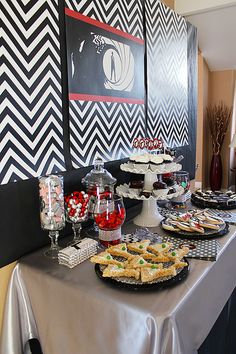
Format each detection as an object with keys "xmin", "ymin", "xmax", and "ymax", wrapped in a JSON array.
[
  {"xmin": 94, "ymin": 194, "xmax": 126, "ymax": 247},
  {"xmin": 64, "ymin": 191, "xmax": 90, "ymax": 246},
  {"xmin": 94, "ymin": 207, "xmax": 125, "ymax": 230}
]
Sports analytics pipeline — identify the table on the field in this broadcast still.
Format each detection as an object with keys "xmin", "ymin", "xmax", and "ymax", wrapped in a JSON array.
[{"xmin": 1, "ymin": 212, "xmax": 236, "ymax": 354}]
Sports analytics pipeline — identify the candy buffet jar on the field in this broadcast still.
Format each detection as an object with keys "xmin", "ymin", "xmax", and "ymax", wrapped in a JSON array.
[
  {"xmin": 82, "ymin": 158, "xmax": 117, "ymax": 215},
  {"xmin": 64, "ymin": 191, "xmax": 90, "ymax": 245},
  {"xmin": 94, "ymin": 194, "xmax": 126, "ymax": 247},
  {"xmin": 39, "ymin": 174, "xmax": 65, "ymax": 258}
]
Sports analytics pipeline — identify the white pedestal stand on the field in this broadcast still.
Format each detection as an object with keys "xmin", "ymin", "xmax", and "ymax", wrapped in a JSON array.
[
  {"xmin": 119, "ymin": 162, "xmax": 183, "ymax": 228},
  {"xmin": 133, "ymin": 172, "xmax": 163, "ymax": 227}
]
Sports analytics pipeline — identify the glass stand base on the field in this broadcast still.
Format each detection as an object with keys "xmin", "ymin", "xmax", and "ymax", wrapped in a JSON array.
[
  {"xmin": 44, "ymin": 246, "xmax": 61, "ymax": 259},
  {"xmin": 85, "ymin": 224, "xmax": 99, "ymax": 239}
]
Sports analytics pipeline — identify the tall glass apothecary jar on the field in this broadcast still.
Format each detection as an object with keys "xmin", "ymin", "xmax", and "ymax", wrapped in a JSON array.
[{"xmin": 39, "ymin": 174, "xmax": 65, "ymax": 258}]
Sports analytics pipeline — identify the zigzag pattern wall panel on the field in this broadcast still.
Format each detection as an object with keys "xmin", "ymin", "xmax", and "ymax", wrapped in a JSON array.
[
  {"xmin": 0, "ymin": 0, "xmax": 65, "ymax": 185},
  {"xmin": 65, "ymin": 0, "xmax": 146, "ymax": 168},
  {"xmin": 65, "ymin": 0, "xmax": 144, "ymax": 39},
  {"xmin": 145, "ymin": 1, "xmax": 189, "ymax": 147},
  {"xmin": 69, "ymin": 101, "xmax": 145, "ymax": 165}
]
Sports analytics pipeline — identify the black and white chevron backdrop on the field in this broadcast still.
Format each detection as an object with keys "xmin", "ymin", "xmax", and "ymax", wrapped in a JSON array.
[
  {"xmin": 145, "ymin": 1, "xmax": 189, "ymax": 147},
  {"xmin": 65, "ymin": 0, "xmax": 146, "ymax": 168},
  {"xmin": 65, "ymin": 0, "xmax": 144, "ymax": 40},
  {"xmin": 1, "ymin": 0, "xmax": 191, "ymax": 183},
  {"xmin": 0, "ymin": 0, "xmax": 65, "ymax": 185},
  {"xmin": 69, "ymin": 101, "xmax": 146, "ymax": 167}
]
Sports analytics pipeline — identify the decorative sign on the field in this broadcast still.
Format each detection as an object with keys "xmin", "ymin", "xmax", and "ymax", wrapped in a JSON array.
[
  {"xmin": 132, "ymin": 138, "xmax": 164, "ymax": 150},
  {"xmin": 65, "ymin": 9, "xmax": 145, "ymax": 104}
]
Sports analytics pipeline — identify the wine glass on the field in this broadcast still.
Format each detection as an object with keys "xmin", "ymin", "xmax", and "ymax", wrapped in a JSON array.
[
  {"xmin": 39, "ymin": 175, "xmax": 65, "ymax": 259},
  {"xmin": 172, "ymin": 171, "xmax": 190, "ymax": 208},
  {"xmin": 64, "ymin": 191, "xmax": 90, "ymax": 246},
  {"xmin": 93, "ymin": 193, "xmax": 126, "ymax": 247}
]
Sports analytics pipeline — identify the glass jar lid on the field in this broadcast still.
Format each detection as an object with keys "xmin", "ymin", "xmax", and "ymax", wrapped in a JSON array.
[{"xmin": 82, "ymin": 158, "xmax": 117, "ymax": 187}]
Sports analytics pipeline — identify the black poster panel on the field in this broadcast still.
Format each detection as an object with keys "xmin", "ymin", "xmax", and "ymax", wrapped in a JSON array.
[{"xmin": 176, "ymin": 22, "xmax": 198, "ymax": 179}]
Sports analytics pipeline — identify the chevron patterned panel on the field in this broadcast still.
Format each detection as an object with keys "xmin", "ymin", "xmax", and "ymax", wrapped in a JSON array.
[
  {"xmin": 0, "ymin": 0, "xmax": 65, "ymax": 185},
  {"xmin": 65, "ymin": 0, "xmax": 146, "ymax": 168},
  {"xmin": 145, "ymin": 1, "xmax": 189, "ymax": 147},
  {"xmin": 65, "ymin": 0, "xmax": 144, "ymax": 40},
  {"xmin": 69, "ymin": 101, "xmax": 145, "ymax": 167}
]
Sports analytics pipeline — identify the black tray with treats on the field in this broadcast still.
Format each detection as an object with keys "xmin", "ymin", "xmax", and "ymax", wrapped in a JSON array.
[
  {"xmin": 95, "ymin": 259, "xmax": 189, "ymax": 291},
  {"xmin": 191, "ymin": 189, "xmax": 236, "ymax": 210},
  {"xmin": 91, "ymin": 240, "xmax": 190, "ymax": 291},
  {"xmin": 160, "ymin": 209, "xmax": 229, "ymax": 240}
]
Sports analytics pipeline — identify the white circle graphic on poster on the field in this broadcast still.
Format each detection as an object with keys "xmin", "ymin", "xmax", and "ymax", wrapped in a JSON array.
[
  {"xmin": 103, "ymin": 49, "xmax": 122, "ymax": 83},
  {"xmin": 102, "ymin": 39, "xmax": 135, "ymax": 92}
]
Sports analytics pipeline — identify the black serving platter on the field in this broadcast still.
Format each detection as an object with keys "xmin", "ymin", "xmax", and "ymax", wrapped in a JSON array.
[
  {"xmin": 160, "ymin": 219, "xmax": 229, "ymax": 240},
  {"xmin": 191, "ymin": 194, "xmax": 236, "ymax": 210},
  {"xmin": 94, "ymin": 258, "xmax": 189, "ymax": 292}
]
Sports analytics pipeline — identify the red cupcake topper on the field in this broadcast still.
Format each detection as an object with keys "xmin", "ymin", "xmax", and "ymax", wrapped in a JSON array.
[
  {"xmin": 132, "ymin": 137, "xmax": 140, "ymax": 148},
  {"xmin": 132, "ymin": 138, "xmax": 164, "ymax": 150}
]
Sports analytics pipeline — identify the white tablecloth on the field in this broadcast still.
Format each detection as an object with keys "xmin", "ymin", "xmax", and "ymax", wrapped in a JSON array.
[{"xmin": 1, "ymin": 219, "xmax": 236, "ymax": 354}]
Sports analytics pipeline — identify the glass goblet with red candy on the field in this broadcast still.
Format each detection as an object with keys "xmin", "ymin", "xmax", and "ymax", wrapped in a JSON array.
[
  {"xmin": 64, "ymin": 191, "xmax": 90, "ymax": 246},
  {"xmin": 94, "ymin": 194, "xmax": 126, "ymax": 247}
]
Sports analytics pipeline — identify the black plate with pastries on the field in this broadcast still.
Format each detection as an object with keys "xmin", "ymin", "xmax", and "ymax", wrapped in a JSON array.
[
  {"xmin": 160, "ymin": 213, "xmax": 229, "ymax": 240},
  {"xmin": 95, "ymin": 258, "xmax": 189, "ymax": 291}
]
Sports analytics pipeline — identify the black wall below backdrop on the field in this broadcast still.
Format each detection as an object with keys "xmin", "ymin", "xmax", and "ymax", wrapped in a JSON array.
[{"xmin": 0, "ymin": 0, "xmax": 197, "ymax": 267}]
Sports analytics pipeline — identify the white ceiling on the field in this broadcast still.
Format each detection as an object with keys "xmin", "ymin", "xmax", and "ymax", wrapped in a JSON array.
[{"xmin": 176, "ymin": 3, "xmax": 236, "ymax": 71}]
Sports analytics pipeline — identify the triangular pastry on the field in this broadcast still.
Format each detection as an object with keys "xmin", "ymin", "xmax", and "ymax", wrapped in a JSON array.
[
  {"xmin": 173, "ymin": 261, "xmax": 188, "ymax": 269},
  {"xmin": 126, "ymin": 255, "xmax": 154, "ymax": 268},
  {"xmin": 141, "ymin": 266, "xmax": 177, "ymax": 283},
  {"xmin": 90, "ymin": 252, "xmax": 123, "ymax": 266},
  {"xmin": 127, "ymin": 239, "xmax": 151, "ymax": 253},
  {"xmin": 147, "ymin": 242, "xmax": 173, "ymax": 254},
  {"xmin": 107, "ymin": 243, "xmax": 134, "ymax": 259},
  {"xmin": 102, "ymin": 264, "xmax": 140, "ymax": 280},
  {"xmin": 142, "ymin": 252, "xmax": 159, "ymax": 260},
  {"xmin": 143, "ymin": 253, "xmax": 172, "ymax": 262},
  {"xmin": 166, "ymin": 247, "xmax": 189, "ymax": 261}
]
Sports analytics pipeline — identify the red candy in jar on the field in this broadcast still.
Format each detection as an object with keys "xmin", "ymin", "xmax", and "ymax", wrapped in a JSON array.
[
  {"xmin": 64, "ymin": 191, "xmax": 90, "ymax": 224},
  {"xmin": 94, "ymin": 194, "xmax": 126, "ymax": 247}
]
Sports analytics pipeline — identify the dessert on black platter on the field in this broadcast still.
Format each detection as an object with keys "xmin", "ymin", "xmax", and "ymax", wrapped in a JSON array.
[
  {"xmin": 191, "ymin": 189, "xmax": 236, "ymax": 209},
  {"xmin": 161, "ymin": 209, "xmax": 228, "ymax": 239},
  {"xmin": 90, "ymin": 240, "xmax": 189, "ymax": 289}
]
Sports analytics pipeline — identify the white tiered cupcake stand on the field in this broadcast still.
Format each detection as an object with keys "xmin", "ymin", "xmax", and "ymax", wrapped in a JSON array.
[{"xmin": 117, "ymin": 162, "xmax": 184, "ymax": 227}]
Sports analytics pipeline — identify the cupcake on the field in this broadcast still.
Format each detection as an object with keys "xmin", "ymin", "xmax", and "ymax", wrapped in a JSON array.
[
  {"xmin": 129, "ymin": 180, "xmax": 144, "ymax": 195},
  {"xmin": 167, "ymin": 187, "xmax": 177, "ymax": 195},
  {"xmin": 140, "ymin": 190, "xmax": 152, "ymax": 198},
  {"xmin": 152, "ymin": 181, "xmax": 168, "ymax": 198},
  {"xmin": 130, "ymin": 154, "xmax": 150, "ymax": 171},
  {"xmin": 149, "ymin": 154, "xmax": 165, "ymax": 172},
  {"xmin": 158, "ymin": 154, "xmax": 174, "ymax": 163}
]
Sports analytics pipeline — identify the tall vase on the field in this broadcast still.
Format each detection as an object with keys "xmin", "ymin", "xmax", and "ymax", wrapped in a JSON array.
[{"xmin": 210, "ymin": 153, "xmax": 222, "ymax": 191}]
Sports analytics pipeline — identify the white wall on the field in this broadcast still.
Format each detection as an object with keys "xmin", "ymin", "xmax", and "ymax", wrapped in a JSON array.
[{"xmin": 175, "ymin": 0, "xmax": 236, "ymax": 15}]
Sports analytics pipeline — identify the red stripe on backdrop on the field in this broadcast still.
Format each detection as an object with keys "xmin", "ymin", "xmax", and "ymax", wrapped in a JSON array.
[
  {"xmin": 69, "ymin": 93, "xmax": 144, "ymax": 104},
  {"xmin": 65, "ymin": 8, "xmax": 144, "ymax": 45}
]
